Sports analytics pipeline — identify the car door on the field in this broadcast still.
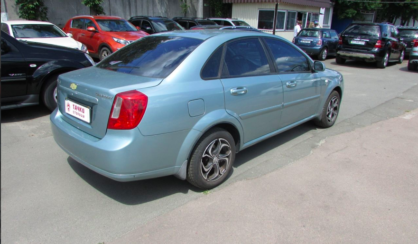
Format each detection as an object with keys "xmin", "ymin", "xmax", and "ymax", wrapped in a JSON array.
[
  {"xmin": 330, "ymin": 30, "xmax": 339, "ymax": 53},
  {"xmin": 322, "ymin": 30, "xmax": 334, "ymax": 52},
  {"xmin": 1, "ymin": 36, "xmax": 28, "ymax": 98},
  {"xmin": 220, "ymin": 37, "xmax": 284, "ymax": 143},
  {"xmin": 263, "ymin": 38, "xmax": 321, "ymax": 128},
  {"xmin": 78, "ymin": 18, "xmax": 101, "ymax": 54},
  {"xmin": 389, "ymin": 26, "xmax": 401, "ymax": 60},
  {"xmin": 66, "ymin": 18, "xmax": 85, "ymax": 42}
]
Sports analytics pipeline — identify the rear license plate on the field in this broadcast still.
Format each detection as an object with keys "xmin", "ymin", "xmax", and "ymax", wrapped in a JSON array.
[
  {"xmin": 300, "ymin": 40, "xmax": 311, "ymax": 43},
  {"xmin": 351, "ymin": 40, "xmax": 365, "ymax": 45},
  {"xmin": 65, "ymin": 99, "xmax": 91, "ymax": 123}
]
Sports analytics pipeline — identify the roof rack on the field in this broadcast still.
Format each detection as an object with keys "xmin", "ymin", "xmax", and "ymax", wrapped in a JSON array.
[{"xmin": 130, "ymin": 16, "xmax": 166, "ymax": 19}]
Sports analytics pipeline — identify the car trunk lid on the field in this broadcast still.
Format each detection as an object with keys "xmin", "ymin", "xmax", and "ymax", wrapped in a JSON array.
[
  {"xmin": 57, "ymin": 67, "xmax": 162, "ymax": 139},
  {"xmin": 342, "ymin": 25, "xmax": 381, "ymax": 51}
]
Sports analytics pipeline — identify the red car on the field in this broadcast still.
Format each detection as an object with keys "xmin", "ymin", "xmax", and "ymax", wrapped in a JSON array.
[{"xmin": 63, "ymin": 15, "xmax": 148, "ymax": 60}]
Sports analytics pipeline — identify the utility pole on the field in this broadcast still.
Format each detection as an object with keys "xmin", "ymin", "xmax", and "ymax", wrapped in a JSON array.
[{"xmin": 272, "ymin": 0, "xmax": 278, "ymax": 35}]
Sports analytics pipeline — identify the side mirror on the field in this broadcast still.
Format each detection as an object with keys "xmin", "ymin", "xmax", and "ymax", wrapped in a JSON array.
[
  {"xmin": 67, "ymin": 33, "xmax": 73, "ymax": 38},
  {"xmin": 87, "ymin": 26, "xmax": 97, "ymax": 32},
  {"xmin": 313, "ymin": 61, "xmax": 325, "ymax": 72}
]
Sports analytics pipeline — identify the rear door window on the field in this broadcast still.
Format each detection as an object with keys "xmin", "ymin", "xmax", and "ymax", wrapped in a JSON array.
[
  {"xmin": 97, "ymin": 36, "xmax": 203, "ymax": 78},
  {"xmin": 264, "ymin": 38, "xmax": 310, "ymax": 73},
  {"xmin": 71, "ymin": 19, "xmax": 85, "ymax": 29},
  {"xmin": 330, "ymin": 30, "xmax": 338, "ymax": 39},
  {"xmin": 201, "ymin": 45, "xmax": 223, "ymax": 79},
  {"xmin": 223, "ymin": 38, "xmax": 271, "ymax": 77},
  {"xmin": 322, "ymin": 30, "xmax": 330, "ymax": 38}
]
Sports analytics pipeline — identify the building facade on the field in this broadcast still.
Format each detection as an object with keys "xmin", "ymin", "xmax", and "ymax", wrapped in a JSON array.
[{"xmin": 223, "ymin": 0, "xmax": 333, "ymax": 41}]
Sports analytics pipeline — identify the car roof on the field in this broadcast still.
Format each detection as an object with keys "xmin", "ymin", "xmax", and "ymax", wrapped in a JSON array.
[
  {"xmin": 397, "ymin": 26, "xmax": 418, "ymax": 30},
  {"xmin": 2, "ymin": 20, "xmax": 55, "ymax": 25},
  {"xmin": 151, "ymin": 29, "xmax": 276, "ymax": 41},
  {"xmin": 71, "ymin": 15, "xmax": 123, "ymax": 20}
]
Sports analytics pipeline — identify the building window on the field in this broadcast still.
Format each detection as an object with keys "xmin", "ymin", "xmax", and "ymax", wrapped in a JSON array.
[
  {"xmin": 258, "ymin": 10, "xmax": 303, "ymax": 31},
  {"xmin": 323, "ymin": 8, "xmax": 331, "ymax": 26}
]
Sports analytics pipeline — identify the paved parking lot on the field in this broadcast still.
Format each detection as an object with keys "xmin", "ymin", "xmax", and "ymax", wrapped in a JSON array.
[{"xmin": 2, "ymin": 59, "xmax": 418, "ymax": 244}]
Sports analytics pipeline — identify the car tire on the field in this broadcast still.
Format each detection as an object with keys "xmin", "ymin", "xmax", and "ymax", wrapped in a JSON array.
[
  {"xmin": 377, "ymin": 52, "xmax": 389, "ymax": 68},
  {"xmin": 336, "ymin": 55, "xmax": 346, "ymax": 64},
  {"xmin": 314, "ymin": 90, "xmax": 341, "ymax": 128},
  {"xmin": 42, "ymin": 74, "xmax": 59, "ymax": 111},
  {"xmin": 99, "ymin": 47, "xmax": 112, "ymax": 60},
  {"xmin": 318, "ymin": 47, "xmax": 328, "ymax": 60},
  {"xmin": 398, "ymin": 50, "xmax": 404, "ymax": 64},
  {"xmin": 408, "ymin": 61, "xmax": 417, "ymax": 71},
  {"xmin": 187, "ymin": 128, "xmax": 236, "ymax": 190}
]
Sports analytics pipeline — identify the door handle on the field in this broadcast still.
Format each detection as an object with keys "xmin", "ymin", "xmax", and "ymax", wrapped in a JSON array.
[
  {"xmin": 286, "ymin": 81, "xmax": 297, "ymax": 88},
  {"xmin": 230, "ymin": 87, "xmax": 247, "ymax": 96}
]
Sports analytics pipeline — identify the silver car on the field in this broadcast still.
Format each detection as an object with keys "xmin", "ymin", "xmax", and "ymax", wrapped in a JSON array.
[{"xmin": 51, "ymin": 30, "xmax": 344, "ymax": 189}]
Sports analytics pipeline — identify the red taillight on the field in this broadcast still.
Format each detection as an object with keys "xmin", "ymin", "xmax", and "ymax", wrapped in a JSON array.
[
  {"xmin": 413, "ymin": 39, "xmax": 418, "ymax": 47},
  {"xmin": 374, "ymin": 40, "xmax": 383, "ymax": 48},
  {"xmin": 107, "ymin": 90, "xmax": 148, "ymax": 130},
  {"xmin": 316, "ymin": 39, "xmax": 322, "ymax": 46},
  {"xmin": 338, "ymin": 36, "xmax": 342, "ymax": 45}
]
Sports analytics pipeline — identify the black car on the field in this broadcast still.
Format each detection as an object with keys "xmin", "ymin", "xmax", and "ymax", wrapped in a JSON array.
[
  {"xmin": 1, "ymin": 31, "xmax": 95, "ymax": 111},
  {"xmin": 173, "ymin": 17, "xmax": 218, "ymax": 30},
  {"xmin": 293, "ymin": 28, "xmax": 339, "ymax": 60},
  {"xmin": 336, "ymin": 23, "xmax": 406, "ymax": 68},
  {"xmin": 398, "ymin": 26, "xmax": 418, "ymax": 57},
  {"xmin": 128, "ymin": 16, "xmax": 184, "ymax": 34}
]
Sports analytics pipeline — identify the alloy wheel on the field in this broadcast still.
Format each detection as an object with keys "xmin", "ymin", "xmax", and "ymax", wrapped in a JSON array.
[
  {"xmin": 326, "ymin": 96, "xmax": 339, "ymax": 123},
  {"xmin": 53, "ymin": 86, "xmax": 58, "ymax": 103},
  {"xmin": 383, "ymin": 53, "xmax": 389, "ymax": 67},
  {"xmin": 322, "ymin": 49, "xmax": 328, "ymax": 60},
  {"xmin": 200, "ymin": 138, "xmax": 232, "ymax": 181}
]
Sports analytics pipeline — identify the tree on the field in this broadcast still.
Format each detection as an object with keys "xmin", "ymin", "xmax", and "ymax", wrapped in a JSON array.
[
  {"xmin": 82, "ymin": 0, "xmax": 105, "ymax": 15},
  {"xmin": 15, "ymin": 0, "xmax": 48, "ymax": 20},
  {"xmin": 333, "ymin": 0, "xmax": 381, "ymax": 20},
  {"xmin": 180, "ymin": 0, "xmax": 190, "ymax": 17},
  {"xmin": 376, "ymin": 0, "xmax": 418, "ymax": 25}
]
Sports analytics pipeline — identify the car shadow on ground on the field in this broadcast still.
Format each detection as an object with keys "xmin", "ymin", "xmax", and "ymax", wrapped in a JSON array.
[
  {"xmin": 68, "ymin": 121, "xmax": 318, "ymax": 205},
  {"xmin": 1, "ymin": 105, "xmax": 51, "ymax": 123},
  {"xmin": 399, "ymin": 66, "xmax": 417, "ymax": 73},
  {"xmin": 329, "ymin": 60, "xmax": 398, "ymax": 69}
]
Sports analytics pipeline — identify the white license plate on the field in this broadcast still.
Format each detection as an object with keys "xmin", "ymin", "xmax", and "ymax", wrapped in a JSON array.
[
  {"xmin": 300, "ymin": 40, "xmax": 311, "ymax": 43},
  {"xmin": 65, "ymin": 100, "xmax": 91, "ymax": 123},
  {"xmin": 351, "ymin": 40, "xmax": 365, "ymax": 45}
]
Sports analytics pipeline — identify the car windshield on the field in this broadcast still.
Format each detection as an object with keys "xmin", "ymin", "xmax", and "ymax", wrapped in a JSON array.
[
  {"xmin": 399, "ymin": 29, "xmax": 418, "ymax": 38},
  {"xmin": 344, "ymin": 25, "xmax": 380, "ymax": 37},
  {"xmin": 152, "ymin": 19, "xmax": 183, "ymax": 32},
  {"xmin": 196, "ymin": 20, "xmax": 217, "ymax": 25},
  {"xmin": 96, "ymin": 19, "xmax": 137, "ymax": 32},
  {"xmin": 298, "ymin": 30, "xmax": 320, "ymax": 37},
  {"xmin": 97, "ymin": 36, "xmax": 203, "ymax": 78},
  {"xmin": 11, "ymin": 24, "xmax": 66, "ymax": 38},
  {"xmin": 232, "ymin": 21, "xmax": 250, "ymax": 27}
]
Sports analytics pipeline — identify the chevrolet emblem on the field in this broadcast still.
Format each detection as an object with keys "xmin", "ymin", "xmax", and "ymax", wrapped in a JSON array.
[{"xmin": 70, "ymin": 83, "xmax": 77, "ymax": 90}]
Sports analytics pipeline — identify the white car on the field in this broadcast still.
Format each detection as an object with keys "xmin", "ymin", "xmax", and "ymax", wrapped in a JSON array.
[
  {"xmin": 1, "ymin": 20, "xmax": 88, "ymax": 52},
  {"xmin": 209, "ymin": 18, "xmax": 253, "ymax": 28}
]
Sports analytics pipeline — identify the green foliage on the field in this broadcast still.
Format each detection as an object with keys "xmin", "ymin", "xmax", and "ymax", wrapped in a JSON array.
[
  {"xmin": 15, "ymin": 0, "xmax": 48, "ymax": 20},
  {"xmin": 82, "ymin": 0, "xmax": 105, "ymax": 15},
  {"xmin": 334, "ymin": 0, "xmax": 381, "ymax": 20},
  {"xmin": 179, "ymin": 0, "xmax": 190, "ymax": 17},
  {"xmin": 376, "ymin": 0, "xmax": 418, "ymax": 25},
  {"xmin": 209, "ymin": 0, "xmax": 223, "ymax": 17}
]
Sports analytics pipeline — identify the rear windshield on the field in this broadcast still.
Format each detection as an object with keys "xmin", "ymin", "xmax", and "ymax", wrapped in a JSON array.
[
  {"xmin": 196, "ymin": 20, "xmax": 217, "ymax": 26},
  {"xmin": 344, "ymin": 25, "xmax": 380, "ymax": 38},
  {"xmin": 11, "ymin": 24, "xmax": 66, "ymax": 38},
  {"xmin": 152, "ymin": 19, "xmax": 183, "ymax": 32},
  {"xmin": 298, "ymin": 30, "xmax": 320, "ymax": 37},
  {"xmin": 97, "ymin": 36, "xmax": 203, "ymax": 78},
  {"xmin": 232, "ymin": 21, "xmax": 250, "ymax": 27},
  {"xmin": 398, "ymin": 29, "xmax": 418, "ymax": 38}
]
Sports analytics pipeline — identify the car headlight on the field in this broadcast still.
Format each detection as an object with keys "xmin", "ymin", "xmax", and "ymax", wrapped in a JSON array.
[
  {"xmin": 113, "ymin": 37, "xmax": 129, "ymax": 45},
  {"xmin": 84, "ymin": 53, "xmax": 96, "ymax": 66},
  {"xmin": 80, "ymin": 43, "xmax": 88, "ymax": 53}
]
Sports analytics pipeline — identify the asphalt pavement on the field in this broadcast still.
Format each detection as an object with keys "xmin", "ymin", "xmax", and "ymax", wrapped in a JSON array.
[{"xmin": 1, "ymin": 59, "xmax": 418, "ymax": 244}]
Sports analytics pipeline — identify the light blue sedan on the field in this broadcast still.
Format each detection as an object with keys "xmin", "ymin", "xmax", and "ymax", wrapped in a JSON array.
[{"xmin": 51, "ymin": 30, "xmax": 344, "ymax": 189}]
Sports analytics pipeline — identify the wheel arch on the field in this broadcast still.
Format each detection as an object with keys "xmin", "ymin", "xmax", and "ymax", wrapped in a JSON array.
[
  {"xmin": 173, "ymin": 110, "xmax": 244, "ymax": 180},
  {"xmin": 99, "ymin": 43, "xmax": 113, "ymax": 53}
]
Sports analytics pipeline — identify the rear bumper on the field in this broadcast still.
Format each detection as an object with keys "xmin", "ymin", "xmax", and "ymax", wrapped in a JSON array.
[
  {"xmin": 50, "ymin": 109, "xmax": 183, "ymax": 182},
  {"xmin": 337, "ymin": 48, "xmax": 385, "ymax": 61},
  {"xmin": 299, "ymin": 46, "xmax": 322, "ymax": 56}
]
